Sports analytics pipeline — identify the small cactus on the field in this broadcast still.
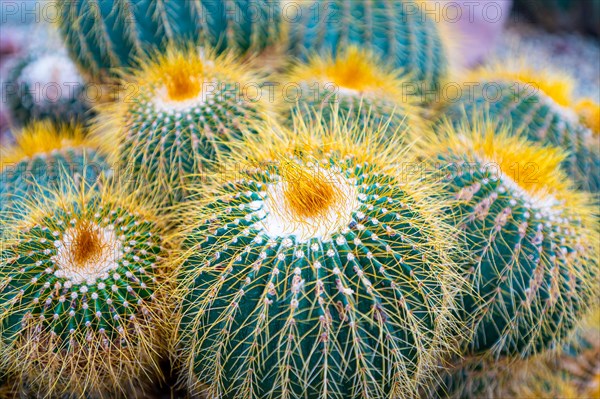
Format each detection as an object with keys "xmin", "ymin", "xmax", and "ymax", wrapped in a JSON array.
[
  {"xmin": 5, "ymin": 50, "xmax": 91, "ymax": 129},
  {"xmin": 0, "ymin": 176, "xmax": 171, "ymax": 398},
  {"xmin": 175, "ymin": 117, "xmax": 464, "ymax": 399},
  {"xmin": 285, "ymin": 0, "xmax": 448, "ymax": 97},
  {"xmin": 57, "ymin": 0, "xmax": 282, "ymax": 82},
  {"xmin": 422, "ymin": 118, "xmax": 598, "ymax": 360},
  {"xmin": 94, "ymin": 45, "xmax": 270, "ymax": 206},
  {"xmin": 446, "ymin": 64, "xmax": 600, "ymax": 192},
  {"xmin": 283, "ymin": 46, "xmax": 425, "ymax": 133},
  {"xmin": 1, "ymin": 122, "xmax": 110, "ymax": 226}
]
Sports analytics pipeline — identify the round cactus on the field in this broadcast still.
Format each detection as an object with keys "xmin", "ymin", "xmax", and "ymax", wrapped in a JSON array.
[
  {"xmin": 422, "ymin": 118, "xmax": 598, "ymax": 360},
  {"xmin": 175, "ymin": 119, "xmax": 464, "ymax": 399},
  {"xmin": 5, "ymin": 50, "xmax": 92, "ymax": 128},
  {"xmin": 1, "ymin": 122, "xmax": 110, "ymax": 226},
  {"xmin": 95, "ymin": 45, "xmax": 270, "ymax": 206},
  {"xmin": 283, "ymin": 46, "xmax": 426, "ymax": 133},
  {"xmin": 285, "ymin": 0, "xmax": 448, "ymax": 96},
  {"xmin": 57, "ymin": 0, "xmax": 282, "ymax": 82},
  {"xmin": 0, "ymin": 177, "xmax": 171, "ymax": 398},
  {"xmin": 446, "ymin": 64, "xmax": 600, "ymax": 192}
]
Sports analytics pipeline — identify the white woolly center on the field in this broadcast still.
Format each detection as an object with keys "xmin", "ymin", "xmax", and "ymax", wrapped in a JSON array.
[
  {"xmin": 52, "ymin": 225, "xmax": 123, "ymax": 285},
  {"xmin": 21, "ymin": 54, "xmax": 82, "ymax": 103},
  {"xmin": 151, "ymin": 79, "xmax": 217, "ymax": 112},
  {"xmin": 257, "ymin": 169, "xmax": 359, "ymax": 242}
]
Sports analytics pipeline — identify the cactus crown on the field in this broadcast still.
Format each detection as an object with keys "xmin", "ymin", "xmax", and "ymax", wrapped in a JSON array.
[
  {"xmin": 441, "ymin": 126, "xmax": 572, "ymax": 203},
  {"xmin": 288, "ymin": 46, "xmax": 410, "ymax": 100},
  {"xmin": 282, "ymin": 163, "xmax": 338, "ymax": 217},
  {"xmin": 1, "ymin": 122, "xmax": 90, "ymax": 166},
  {"xmin": 141, "ymin": 47, "xmax": 206, "ymax": 103},
  {"xmin": 470, "ymin": 63, "xmax": 576, "ymax": 108},
  {"xmin": 132, "ymin": 46, "xmax": 259, "ymax": 110}
]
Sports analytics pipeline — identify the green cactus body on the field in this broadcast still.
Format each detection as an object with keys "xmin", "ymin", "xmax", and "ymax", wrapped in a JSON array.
[
  {"xmin": 425, "ymin": 121, "xmax": 598, "ymax": 360},
  {"xmin": 1, "ymin": 123, "xmax": 110, "ymax": 229},
  {"xmin": 0, "ymin": 181, "xmax": 169, "ymax": 398},
  {"xmin": 446, "ymin": 69, "xmax": 600, "ymax": 192},
  {"xmin": 97, "ymin": 47, "xmax": 269, "ymax": 206},
  {"xmin": 286, "ymin": 0, "xmax": 447, "ymax": 96},
  {"xmin": 57, "ymin": 0, "xmax": 282, "ymax": 82},
  {"xmin": 176, "ymin": 122, "xmax": 462, "ymax": 399},
  {"xmin": 284, "ymin": 47, "xmax": 426, "ymax": 134},
  {"xmin": 5, "ymin": 51, "xmax": 91, "ymax": 128}
]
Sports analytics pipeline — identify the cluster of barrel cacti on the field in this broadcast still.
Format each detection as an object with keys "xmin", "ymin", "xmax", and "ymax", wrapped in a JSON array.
[{"xmin": 1, "ymin": 1, "xmax": 598, "ymax": 398}]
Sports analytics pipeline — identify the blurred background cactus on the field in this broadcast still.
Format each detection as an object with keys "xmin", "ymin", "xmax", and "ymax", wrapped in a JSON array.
[
  {"xmin": 284, "ymin": 0, "xmax": 449, "ymax": 98},
  {"xmin": 56, "ymin": 0, "xmax": 282, "ymax": 83},
  {"xmin": 514, "ymin": 0, "xmax": 600, "ymax": 37},
  {"xmin": 444, "ymin": 64, "xmax": 600, "ymax": 193},
  {"xmin": 283, "ymin": 46, "xmax": 426, "ymax": 134},
  {"xmin": 4, "ymin": 50, "xmax": 92, "ymax": 129},
  {"xmin": 0, "ymin": 122, "xmax": 110, "ymax": 233}
]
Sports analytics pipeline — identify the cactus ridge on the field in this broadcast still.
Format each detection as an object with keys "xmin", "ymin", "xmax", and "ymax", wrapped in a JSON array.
[
  {"xmin": 447, "ymin": 64, "xmax": 600, "ymax": 192},
  {"xmin": 0, "ymin": 176, "xmax": 171, "ymax": 398},
  {"xmin": 423, "ymin": 117, "xmax": 598, "ymax": 360},
  {"xmin": 57, "ymin": 0, "xmax": 282, "ymax": 81},
  {"xmin": 286, "ymin": 0, "xmax": 448, "ymax": 94},
  {"xmin": 94, "ymin": 45, "xmax": 270, "ymax": 206},
  {"xmin": 175, "ymin": 117, "xmax": 465, "ymax": 399},
  {"xmin": 283, "ymin": 46, "xmax": 426, "ymax": 133}
]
